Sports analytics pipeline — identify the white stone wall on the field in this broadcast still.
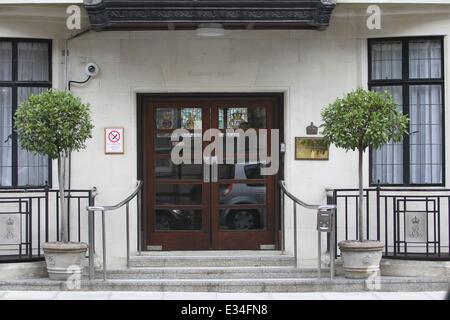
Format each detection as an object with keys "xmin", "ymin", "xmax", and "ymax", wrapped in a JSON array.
[{"xmin": 1, "ymin": 4, "xmax": 450, "ymax": 266}]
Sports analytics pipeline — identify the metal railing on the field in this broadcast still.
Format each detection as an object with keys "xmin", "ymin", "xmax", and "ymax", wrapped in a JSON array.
[
  {"xmin": 86, "ymin": 181, "xmax": 143, "ymax": 281},
  {"xmin": 0, "ymin": 186, "xmax": 96, "ymax": 263},
  {"xmin": 332, "ymin": 187, "xmax": 450, "ymax": 260},
  {"xmin": 279, "ymin": 181, "xmax": 336, "ymax": 278}
]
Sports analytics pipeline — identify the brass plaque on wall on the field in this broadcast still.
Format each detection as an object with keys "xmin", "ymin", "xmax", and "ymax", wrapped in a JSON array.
[{"xmin": 295, "ymin": 137, "xmax": 329, "ymax": 160}]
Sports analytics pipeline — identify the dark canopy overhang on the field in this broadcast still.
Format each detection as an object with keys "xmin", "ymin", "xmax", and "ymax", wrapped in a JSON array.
[{"xmin": 84, "ymin": 0, "xmax": 336, "ymax": 31}]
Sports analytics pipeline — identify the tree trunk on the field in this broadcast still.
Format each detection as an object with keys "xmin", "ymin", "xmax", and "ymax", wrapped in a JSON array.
[
  {"xmin": 58, "ymin": 153, "xmax": 68, "ymax": 243},
  {"xmin": 358, "ymin": 148, "xmax": 366, "ymax": 242}
]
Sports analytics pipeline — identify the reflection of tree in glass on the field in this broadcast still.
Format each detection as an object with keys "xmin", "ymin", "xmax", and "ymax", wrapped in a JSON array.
[{"xmin": 298, "ymin": 139, "xmax": 329, "ymax": 158}]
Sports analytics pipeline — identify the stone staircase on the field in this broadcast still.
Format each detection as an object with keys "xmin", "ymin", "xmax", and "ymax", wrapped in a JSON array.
[
  {"xmin": 98, "ymin": 251, "xmax": 322, "ymax": 281},
  {"xmin": 128, "ymin": 250, "xmax": 296, "ymax": 268},
  {"xmin": 0, "ymin": 251, "xmax": 449, "ymax": 292}
]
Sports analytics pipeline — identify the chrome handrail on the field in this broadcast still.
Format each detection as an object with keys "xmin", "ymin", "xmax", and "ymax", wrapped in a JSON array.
[
  {"xmin": 86, "ymin": 180, "xmax": 143, "ymax": 281},
  {"xmin": 279, "ymin": 180, "xmax": 320, "ymax": 210},
  {"xmin": 279, "ymin": 180, "xmax": 336, "ymax": 279},
  {"xmin": 87, "ymin": 181, "xmax": 143, "ymax": 212}
]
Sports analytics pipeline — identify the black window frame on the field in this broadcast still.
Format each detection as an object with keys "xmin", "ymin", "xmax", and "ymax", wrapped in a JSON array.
[
  {"xmin": 368, "ymin": 36, "xmax": 445, "ymax": 187},
  {"xmin": 0, "ymin": 38, "xmax": 53, "ymax": 189}
]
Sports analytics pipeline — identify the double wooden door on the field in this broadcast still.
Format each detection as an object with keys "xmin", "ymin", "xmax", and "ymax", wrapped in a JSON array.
[{"xmin": 142, "ymin": 96, "xmax": 279, "ymax": 250}]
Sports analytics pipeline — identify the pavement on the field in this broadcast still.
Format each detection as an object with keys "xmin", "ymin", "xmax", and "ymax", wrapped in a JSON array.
[{"xmin": 0, "ymin": 291, "xmax": 447, "ymax": 300}]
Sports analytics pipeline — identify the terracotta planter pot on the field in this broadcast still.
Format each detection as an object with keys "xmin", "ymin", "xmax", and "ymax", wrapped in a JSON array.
[
  {"xmin": 42, "ymin": 242, "xmax": 88, "ymax": 281},
  {"xmin": 338, "ymin": 240, "xmax": 384, "ymax": 279}
]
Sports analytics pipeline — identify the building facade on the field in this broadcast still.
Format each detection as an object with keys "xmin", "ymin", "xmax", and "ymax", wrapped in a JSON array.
[{"xmin": 0, "ymin": 0, "xmax": 449, "ymax": 268}]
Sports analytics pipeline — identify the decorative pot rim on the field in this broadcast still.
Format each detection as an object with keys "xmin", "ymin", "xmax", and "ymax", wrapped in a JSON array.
[
  {"xmin": 42, "ymin": 241, "xmax": 88, "ymax": 251},
  {"xmin": 338, "ymin": 240, "xmax": 384, "ymax": 251}
]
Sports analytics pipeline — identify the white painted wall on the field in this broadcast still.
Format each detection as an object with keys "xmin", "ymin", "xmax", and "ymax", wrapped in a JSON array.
[{"xmin": 0, "ymin": 4, "xmax": 449, "ymax": 266}]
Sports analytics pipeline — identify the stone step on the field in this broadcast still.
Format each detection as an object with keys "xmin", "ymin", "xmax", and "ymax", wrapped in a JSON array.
[
  {"xmin": 93, "ymin": 266, "xmax": 327, "ymax": 280},
  {"xmin": 129, "ymin": 252, "xmax": 294, "ymax": 268},
  {"xmin": 1, "ymin": 277, "xmax": 448, "ymax": 293},
  {"xmin": 137, "ymin": 250, "xmax": 285, "ymax": 256}
]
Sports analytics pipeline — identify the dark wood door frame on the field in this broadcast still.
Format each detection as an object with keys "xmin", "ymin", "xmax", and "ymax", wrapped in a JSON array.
[{"xmin": 137, "ymin": 93, "xmax": 284, "ymax": 250}]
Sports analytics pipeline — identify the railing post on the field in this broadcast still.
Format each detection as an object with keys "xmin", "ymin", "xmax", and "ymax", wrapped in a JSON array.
[
  {"xmin": 126, "ymin": 202, "xmax": 130, "ymax": 268},
  {"xmin": 317, "ymin": 205, "xmax": 336, "ymax": 280},
  {"xmin": 281, "ymin": 190, "xmax": 285, "ymax": 254},
  {"xmin": 87, "ymin": 189, "xmax": 96, "ymax": 281},
  {"xmin": 102, "ymin": 210, "xmax": 107, "ymax": 281},
  {"xmin": 88, "ymin": 210, "xmax": 95, "ymax": 280},
  {"xmin": 137, "ymin": 186, "xmax": 142, "ymax": 256},
  {"xmin": 45, "ymin": 183, "xmax": 49, "ymax": 243},
  {"xmin": 376, "ymin": 185, "xmax": 381, "ymax": 242},
  {"xmin": 330, "ymin": 208, "xmax": 335, "ymax": 280},
  {"xmin": 293, "ymin": 203, "xmax": 298, "ymax": 268},
  {"xmin": 317, "ymin": 228, "xmax": 321, "ymax": 278},
  {"xmin": 333, "ymin": 189, "xmax": 338, "ymax": 263}
]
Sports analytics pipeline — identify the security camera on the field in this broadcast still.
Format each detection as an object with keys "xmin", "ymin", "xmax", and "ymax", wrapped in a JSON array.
[{"xmin": 85, "ymin": 62, "xmax": 99, "ymax": 77}]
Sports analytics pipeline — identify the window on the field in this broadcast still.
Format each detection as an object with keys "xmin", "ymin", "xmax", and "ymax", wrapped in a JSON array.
[
  {"xmin": 369, "ymin": 37, "xmax": 444, "ymax": 186},
  {"xmin": 0, "ymin": 39, "xmax": 52, "ymax": 188}
]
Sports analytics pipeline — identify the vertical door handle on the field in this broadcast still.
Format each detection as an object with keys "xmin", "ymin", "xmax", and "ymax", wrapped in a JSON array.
[
  {"xmin": 211, "ymin": 156, "xmax": 218, "ymax": 183},
  {"xmin": 203, "ymin": 156, "xmax": 211, "ymax": 183}
]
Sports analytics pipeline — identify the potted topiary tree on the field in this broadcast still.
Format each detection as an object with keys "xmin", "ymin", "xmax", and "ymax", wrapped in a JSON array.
[
  {"xmin": 321, "ymin": 88, "xmax": 408, "ymax": 279},
  {"xmin": 15, "ymin": 89, "xmax": 93, "ymax": 280}
]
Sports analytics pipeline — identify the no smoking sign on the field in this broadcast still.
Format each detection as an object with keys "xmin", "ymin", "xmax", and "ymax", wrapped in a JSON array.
[{"xmin": 105, "ymin": 127, "xmax": 124, "ymax": 154}]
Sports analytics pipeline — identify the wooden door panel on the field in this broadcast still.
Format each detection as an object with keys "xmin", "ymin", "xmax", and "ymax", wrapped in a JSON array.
[
  {"xmin": 144, "ymin": 101, "xmax": 210, "ymax": 250},
  {"xmin": 210, "ymin": 99, "xmax": 277, "ymax": 250}
]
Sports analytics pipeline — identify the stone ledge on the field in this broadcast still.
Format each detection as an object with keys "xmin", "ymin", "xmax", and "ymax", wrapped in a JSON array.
[
  {"xmin": 0, "ymin": 261, "xmax": 48, "ymax": 280},
  {"xmin": 333, "ymin": 258, "xmax": 450, "ymax": 278},
  {"xmin": 381, "ymin": 259, "xmax": 450, "ymax": 278}
]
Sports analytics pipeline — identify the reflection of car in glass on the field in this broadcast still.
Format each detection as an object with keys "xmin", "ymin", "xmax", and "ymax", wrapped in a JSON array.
[
  {"xmin": 220, "ymin": 163, "xmax": 266, "ymax": 230},
  {"xmin": 154, "ymin": 162, "xmax": 266, "ymax": 231},
  {"xmin": 155, "ymin": 208, "xmax": 195, "ymax": 230}
]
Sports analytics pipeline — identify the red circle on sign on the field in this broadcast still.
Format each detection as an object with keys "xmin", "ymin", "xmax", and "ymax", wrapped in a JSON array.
[{"xmin": 108, "ymin": 130, "xmax": 121, "ymax": 143}]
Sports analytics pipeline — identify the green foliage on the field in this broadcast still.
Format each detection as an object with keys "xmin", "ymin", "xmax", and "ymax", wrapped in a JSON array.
[
  {"xmin": 321, "ymin": 88, "xmax": 409, "ymax": 152},
  {"xmin": 14, "ymin": 89, "xmax": 93, "ymax": 160}
]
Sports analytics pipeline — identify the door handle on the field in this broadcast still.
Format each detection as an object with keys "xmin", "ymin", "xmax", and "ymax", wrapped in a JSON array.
[
  {"xmin": 203, "ymin": 156, "xmax": 211, "ymax": 183},
  {"xmin": 211, "ymin": 156, "xmax": 218, "ymax": 183},
  {"xmin": 203, "ymin": 156, "xmax": 218, "ymax": 182}
]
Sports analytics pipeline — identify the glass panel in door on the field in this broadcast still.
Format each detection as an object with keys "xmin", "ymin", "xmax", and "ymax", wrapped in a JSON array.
[{"xmin": 154, "ymin": 107, "xmax": 204, "ymax": 231}]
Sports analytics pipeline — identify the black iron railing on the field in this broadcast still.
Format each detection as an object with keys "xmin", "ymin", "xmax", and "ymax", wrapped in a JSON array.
[
  {"xmin": 0, "ymin": 186, "xmax": 96, "ymax": 263},
  {"xmin": 331, "ymin": 187, "xmax": 450, "ymax": 260}
]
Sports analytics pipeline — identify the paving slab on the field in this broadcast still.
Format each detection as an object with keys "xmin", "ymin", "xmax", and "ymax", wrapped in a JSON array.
[
  {"xmin": 0, "ymin": 290, "xmax": 447, "ymax": 300},
  {"xmin": 1, "ymin": 291, "xmax": 58, "ymax": 300},
  {"xmin": 109, "ymin": 291, "xmax": 164, "ymax": 300},
  {"xmin": 216, "ymin": 292, "xmax": 272, "ymax": 300},
  {"xmin": 270, "ymin": 292, "xmax": 325, "ymax": 300},
  {"xmin": 373, "ymin": 292, "xmax": 432, "ymax": 300},
  {"xmin": 163, "ymin": 292, "xmax": 218, "ymax": 300},
  {"xmin": 322, "ymin": 292, "xmax": 380, "ymax": 300},
  {"xmin": 424, "ymin": 291, "xmax": 447, "ymax": 300},
  {"xmin": 54, "ymin": 291, "xmax": 112, "ymax": 300}
]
